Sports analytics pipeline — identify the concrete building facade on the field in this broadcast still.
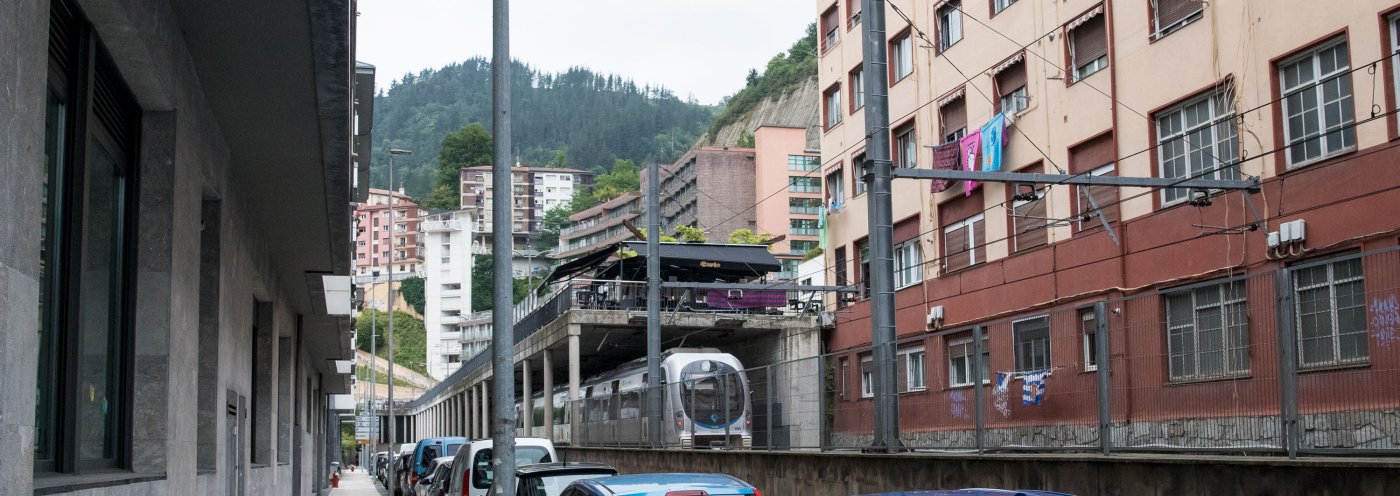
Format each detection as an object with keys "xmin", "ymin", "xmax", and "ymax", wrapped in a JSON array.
[
  {"xmin": 556, "ymin": 191, "xmax": 641, "ymax": 260},
  {"xmin": 753, "ymin": 126, "xmax": 825, "ymax": 279},
  {"xmin": 460, "ymin": 165, "xmax": 593, "ymax": 276},
  {"xmin": 641, "ymin": 147, "xmax": 759, "ymax": 242},
  {"xmin": 816, "ymin": 0, "xmax": 1400, "ymax": 448},
  {"xmin": 354, "ymin": 188, "xmax": 426, "ymax": 279},
  {"xmin": 0, "ymin": 0, "xmax": 360, "ymax": 494},
  {"xmin": 422, "ymin": 209, "xmax": 476, "ymax": 379}
]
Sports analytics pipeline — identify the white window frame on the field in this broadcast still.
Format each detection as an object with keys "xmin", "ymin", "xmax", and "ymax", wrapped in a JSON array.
[
  {"xmin": 1011, "ymin": 188, "xmax": 1045, "ymax": 252},
  {"xmin": 1076, "ymin": 164, "xmax": 1116, "ymax": 231},
  {"xmin": 1279, "ymin": 38, "xmax": 1355, "ymax": 168},
  {"xmin": 1072, "ymin": 55, "xmax": 1108, "ymax": 83},
  {"xmin": 947, "ymin": 336, "xmax": 990, "ymax": 388},
  {"xmin": 851, "ymin": 66, "xmax": 865, "ymax": 111},
  {"xmin": 860, "ymin": 355, "xmax": 874, "ymax": 398},
  {"xmin": 992, "ymin": 0, "xmax": 1016, "ymax": 15},
  {"xmin": 943, "ymin": 213, "xmax": 984, "ymax": 267},
  {"xmin": 895, "ymin": 125, "xmax": 918, "ymax": 168},
  {"xmin": 827, "ymin": 168, "xmax": 846, "ymax": 206},
  {"xmin": 840, "ymin": 358, "xmax": 849, "ymax": 399},
  {"xmin": 1080, "ymin": 309, "xmax": 1099, "ymax": 372},
  {"xmin": 1000, "ymin": 85, "xmax": 1029, "ymax": 115},
  {"xmin": 1155, "ymin": 90, "xmax": 1239, "ymax": 206},
  {"xmin": 1391, "ymin": 14, "xmax": 1400, "ymax": 131},
  {"xmin": 899, "ymin": 346, "xmax": 927, "ymax": 392},
  {"xmin": 825, "ymin": 87, "xmax": 843, "ymax": 129},
  {"xmin": 893, "ymin": 33, "xmax": 914, "ymax": 80},
  {"xmin": 1012, "ymin": 315, "xmax": 1052, "ymax": 373},
  {"xmin": 938, "ymin": 2, "xmax": 963, "ymax": 52},
  {"xmin": 1151, "ymin": 0, "xmax": 1204, "ymax": 39},
  {"xmin": 1164, "ymin": 281, "xmax": 1251, "ymax": 381},
  {"xmin": 894, "ymin": 240, "xmax": 922, "ymax": 288},
  {"xmin": 1293, "ymin": 257, "xmax": 1368, "ymax": 369}
]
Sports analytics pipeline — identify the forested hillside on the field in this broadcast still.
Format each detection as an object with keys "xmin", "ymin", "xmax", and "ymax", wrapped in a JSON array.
[{"xmin": 370, "ymin": 59, "xmax": 714, "ymax": 198}]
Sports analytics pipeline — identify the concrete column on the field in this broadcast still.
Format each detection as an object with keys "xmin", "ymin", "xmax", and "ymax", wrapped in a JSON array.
[
  {"xmin": 523, "ymin": 358, "xmax": 533, "ymax": 436},
  {"xmin": 467, "ymin": 388, "xmax": 476, "ymax": 439},
  {"xmin": 478, "ymin": 382, "xmax": 488, "ymax": 437},
  {"xmin": 568, "ymin": 327, "xmax": 581, "ymax": 445},
  {"xmin": 542, "ymin": 348, "xmax": 555, "ymax": 442}
]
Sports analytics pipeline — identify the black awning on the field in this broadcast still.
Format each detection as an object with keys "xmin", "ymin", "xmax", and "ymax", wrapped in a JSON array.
[
  {"xmin": 597, "ymin": 242, "xmax": 781, "ymax": 282},
  {"xmin": 542, "ymin": 245, "xmax": 618, "ymax": 284}
]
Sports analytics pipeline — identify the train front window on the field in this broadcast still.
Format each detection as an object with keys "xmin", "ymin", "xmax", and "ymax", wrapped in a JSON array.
[{"xmin": 681, "ymin": 374, "xmax": 743, "ymax": 427}]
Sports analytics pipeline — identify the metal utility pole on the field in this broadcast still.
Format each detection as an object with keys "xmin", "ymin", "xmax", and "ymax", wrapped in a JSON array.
[
  {"xmin": 859, "ymin": 0, "xmax": 901, "ymax": 452},
  {"xmin": 385, "ymin": 147, "xmax": 411, "ymax": 494},
  {"xmin": 491, "ymin": 0, "xmax": 518, "ymax": 493},
  {"xmin": 645, "ymin": 161, "xmax": 663, "ymax": 447}
]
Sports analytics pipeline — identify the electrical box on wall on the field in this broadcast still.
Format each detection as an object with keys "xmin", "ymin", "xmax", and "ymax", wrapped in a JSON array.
[
  {"xmin": 1267, "ymin": 219, "xmax": 1307, "ymax": 257},
  {"xmin": 927, "ymin": 305, "xmax": 944, "ymax": 326}
]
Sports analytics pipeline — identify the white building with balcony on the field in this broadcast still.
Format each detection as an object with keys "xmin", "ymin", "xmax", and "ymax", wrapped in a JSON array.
[{"xmin": 422, "ymin": 209, "xmax": 476, "ymax": 379}]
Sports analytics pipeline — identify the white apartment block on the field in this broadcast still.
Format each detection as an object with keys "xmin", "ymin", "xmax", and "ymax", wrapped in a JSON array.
[{"xmin": 422, "ymin": 210, "xmax": 475, "ymax": 380}]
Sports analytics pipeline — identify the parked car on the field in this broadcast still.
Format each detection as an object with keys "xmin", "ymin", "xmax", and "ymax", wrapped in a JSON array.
[
  {"xmin": 375, "ymin": 451, "xmax": 390, "ymax": 485},
  {"xmin": 560, "ymin": 473, "xmax": 762, "ymax": 496},
  {"xmin": 860, "ymin": 491, "xmax": 1074, "ymax": 496},
  {"xmin": 415, "ymin": 457, "xmax": 454, "ymax": 496},
  {"xmin": 395, "ymin": 450, "xmax": 416, "ymax": 495},
  {"xmin": 446, "ymin": 437, "xmax": 558, "ymax": 496},
  {"xmin": 408, "ymin": 437, "xmax": 468, "ymax": 494},
  {"xmin": 514, "ymin": 462, "xmax": 618, "ymax": 496}
]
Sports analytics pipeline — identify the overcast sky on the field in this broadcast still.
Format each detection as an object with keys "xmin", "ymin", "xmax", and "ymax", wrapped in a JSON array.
[{"xmin": 357, "ymin": 0, "xmax": 816, "ymax": 105}]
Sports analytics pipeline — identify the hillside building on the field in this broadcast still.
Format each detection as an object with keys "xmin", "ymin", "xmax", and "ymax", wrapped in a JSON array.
[
  {"xmin": 556, "ymin": 191, "xmax": 642, "ymax": 260},
  {"xmin": 354, "ymin": 188, "xmax": 427, "ymax": 280},
  {"xmin": 640, "ymin": 147, "xmax": 759, "ymax": 244},
  {"xmin": 460, "ymin": 165, "xmax": 594, "ymax": 276},
  {"xmin": 422, "ymin": 209, "xmax": 478, "ymax": 379},
  {"xmin": 753, "ymin": 126, "xmax": 825, "ymax": 279}
]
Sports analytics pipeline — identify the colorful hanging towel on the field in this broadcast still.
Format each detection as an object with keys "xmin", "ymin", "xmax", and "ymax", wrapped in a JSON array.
[
  {"xmin": 981, "ymin": 113, "xmax": 1007, "ymax": 172},
  {"xmin": 929, "ymin": 141, "xmax": 962, "ymax": 193},
  {"xmin": 993, "ymin": 372, "xmax": 1012, "ymax": 417},
  {"xmin": 1021, "ymin": 369, "xmax": 1048, "ymax": 406},
  {"xmin": 959, "ymin": 130, "xmax": 982, "ymax": 196}
]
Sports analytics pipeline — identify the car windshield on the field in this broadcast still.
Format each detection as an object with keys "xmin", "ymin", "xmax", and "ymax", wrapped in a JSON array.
[
  {"xmin": 472, "ymin": 446, "xmax": 552, "ymax": 488},
  {"xmin": 521, "ymin": 472, "xmax": 615, "ymax": 496}
]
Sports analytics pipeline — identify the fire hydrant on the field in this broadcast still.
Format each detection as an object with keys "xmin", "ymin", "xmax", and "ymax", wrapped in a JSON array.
[{"xmin": 330, "ymin": 472, "xmax": 340, "ymax": 488}]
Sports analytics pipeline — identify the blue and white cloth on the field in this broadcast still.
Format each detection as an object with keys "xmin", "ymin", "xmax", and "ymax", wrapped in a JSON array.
[
  {"xmin": 1021, "ymin": 369, "xmax": 1048, "ymax": 406},
  {"xmin": 981, "ymin": 113, "xmax": 1007, "ymax": 172}
]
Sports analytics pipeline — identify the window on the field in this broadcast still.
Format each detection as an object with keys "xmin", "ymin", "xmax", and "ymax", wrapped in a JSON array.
[
  {"xmin": 789, "ymin": 176, "xmax": 822, "ymax": 193},
  {"xmin": 821, "ymin": 5, "xmax": 840, "ymax": 51},
  {"xmin": 856, "ymin": 238, "xmax": 871, "ymax": 299},
  {"xmin": 940, "ymin": 96, "xmax": 967, "ymax": 143},
  {"xmin": 897, "ymin": 346, "xmax": 927, "ymax": 392},
  {"xmin": 1165, "ymin": 281, "xmax": 1250, "ymax": 381},
  {"xmin": 948, "ymin": 336, "xmax": 990, "ymax": 387},
  {"xmin": 834, "ymin": 247, "xmax": 849, "ymax": 308},
  {"xmin": 1010, "ymin": 180, "xmax": 1047, "ymax": 252},
  {"xmin": 1151, "ymin": 0, "xmax": 1203, "ymax": 39},
  {"xmin": 790, "ymin": 197, "xmax": 824, "ymax": 215},
  {"xmin": 788, "ymin": 154, "xmax": 820, "ymax": 171},
  {"xmin": 996, "ymin": 61, "xmax": 1029, "ymax": 114},
  {"xmin": 790, "ymin": 240, "xmax": 820, "ymax": 256},
  {"xmin": 1156, "ymin": 88, "xmax": 1240, "ymax": 206},
  {"xmin": 790, "ymin": 218, "xmax": 821, "ymax": 236},
  {"xmin": 1068, "ymin": 12, "xmax": 1108, "ymax": 82},
  {"xmin": 846, "ymin": 0, "xmax": 861, "ymax": 29},
  {"xmin": 1392, "ymin": 15, "xmax": 1400, "ymax": 131},
  {"xmin": 1076, "ymin": 165, "xmax": 1117, "ymax": 231},
  {"xmin": 824, "ymin": 84, "xmax": 843, "ymax": 130},
  {"xmin": 1013, "ymin": 316, "xmax": 1052, "ymax": 372},
  {"xmin": 1294, "ymin": 256, "xmax": 1367, "ymax": 368},
  {"xmin": 1279, "ymin": 39, "xmax": 1354, "ymax": 167},
  {"xmin": 1080, "ymin": 308, "xmax": 1099, "ymax": 372},
  {"xmin": 937, "ymin": 2, "xmax": 963, "ymax": 52},
  {"xmin": 849, "ymin": 65, "xmax": 865, "ymax": 112},
  {"xmin": 860, "ymin": 355, "xmax": 874, "ymax": 398},
  {"xmin": 891, "ymin": 31, "xmax": 914, "ymax": 81},
  {"xmin": 853, "ymin": 153, "xmax": 868, "ymax": 195},
  {"xmin": 840, "ymin": 358, "xmax": 850, "ymax": 399},
  {"xmin": 893, "ymin": 122, "xmax": 918, "ymax": 168},
  {"xmin": 894, "ymin": 240, "xmax": 922, "ymax": 288},
  {"xmin": 942, "ymin": 213, "xmax": 984, "ymax": 272},
  {"xmin": 992, "ymin": 0, "xmax": 1017, "ymax": 15},
  {"xmin": 37, "ymin": 0, "xmax": 141, "ymax": 471},
  {"xmin": 826, "ymin": 168, "xmax": 846, "ymax": 208}
]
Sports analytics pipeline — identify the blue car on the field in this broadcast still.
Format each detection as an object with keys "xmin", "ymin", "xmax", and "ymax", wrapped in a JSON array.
[
  {"xmin": 862, "ymin": 491, "xmax": 1074, "ymax": 496},
  {"xmin": 560, "ymin": 473, "xmax": 762, "ymax": 496},
  {"xmin": 408, "ymin": 437, "xmax": 467, "ymax": 494}
]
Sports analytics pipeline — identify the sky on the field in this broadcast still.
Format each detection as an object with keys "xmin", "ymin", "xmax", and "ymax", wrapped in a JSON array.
[{"xmin": 356, "ymin": 0, "xmax": 816, "ymax": 105}]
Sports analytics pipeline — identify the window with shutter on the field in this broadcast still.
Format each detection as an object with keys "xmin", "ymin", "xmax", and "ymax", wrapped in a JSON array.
[
  {"xmin": 942, "ymin": 213, "xmax": 983, "ymax": 272},
  {"xmin": 940, "ymin": 96, "xmax": 967, "ymax": 142},
  {"xmin": 1069, "ymin": 12, "xmax": 1108, "ymax": 82},
  {"xmin": 846, "ymin": 0, "xmax": 861, "ymax": 29},
  {"xmin": 996, "ymin": 61, "xmax": 1028, "ymax": 114},
  {"xmin": 1076, "ymin": 165, "xmax": 1118, "ymax": 232},
  {"xmin": 893, "ymin": 121, "xmax": 918, "ymax": 168},
  {"xmin": 1152, "ymin": 0, "xmax": 1203, "ymax": 39},
  {"xmin": 1012, "ymin": 191, "xmax": 1048, "ymax": 252},
  {"xmin": 937, "ymin": 1, "xmax": 963, "ymax": 52},
  {"xmin": 821, "ymin": 5, "xmax": 840, "ymax": 51}
]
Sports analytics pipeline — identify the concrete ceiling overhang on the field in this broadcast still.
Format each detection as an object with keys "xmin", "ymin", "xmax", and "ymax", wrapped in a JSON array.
[{"xmin": 173, "ymin": 1, "xmax": 354, "ymax": 368}]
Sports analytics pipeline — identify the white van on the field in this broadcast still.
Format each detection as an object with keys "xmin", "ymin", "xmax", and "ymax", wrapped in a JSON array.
[{"xmin": 444, "ymin": 438, "xmax": 556, "ymax": 496}]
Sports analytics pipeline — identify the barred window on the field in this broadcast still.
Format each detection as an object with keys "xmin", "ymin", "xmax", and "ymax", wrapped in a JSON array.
[{"xmin": 1165, "ymin": 281, "xmax": 1250, "ymax": 381}]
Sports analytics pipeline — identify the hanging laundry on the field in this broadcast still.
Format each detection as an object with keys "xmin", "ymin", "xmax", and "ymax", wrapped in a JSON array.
[
  {"xmin": 993, "ymin": 372, "xmax": 1012, "ymax": 417},
  {"xmin": 959, "ymin": 129, "xmax": 982, "ymax": 197},
  {"xmin": 981, "ymin": 113, "xmax": 1007, "ymax": 172},
  {"xmin": 929, "ymin": 141, "xmax": 962, "ymax": 193},
  {"xmin": 1021, "ymin": 369, "xmax": 1049, "ymax": 406}
]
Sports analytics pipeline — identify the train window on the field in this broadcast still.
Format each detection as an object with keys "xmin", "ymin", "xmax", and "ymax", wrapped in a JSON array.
[
  {"xmin": 620, "ymin": 390, "xmax": 640, "ymax": 419},
  {"xmin": 681, "ymin": 373, "xmax": 744, "ymax": 427}
]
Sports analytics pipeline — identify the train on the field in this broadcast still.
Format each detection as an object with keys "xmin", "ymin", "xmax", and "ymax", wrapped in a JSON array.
[{"xmin": 517, "ymin": 348, "xmax": 752, "ymax": 448}]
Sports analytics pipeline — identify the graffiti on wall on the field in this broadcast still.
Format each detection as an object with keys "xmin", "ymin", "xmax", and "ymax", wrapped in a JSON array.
[
  {"xmin": 950, "ymin": 390, "xmax": 969, "ymax": 419},
  {"xmin": 1371, "ymin": 295, "xmax": 1400, "ymax": 347}
]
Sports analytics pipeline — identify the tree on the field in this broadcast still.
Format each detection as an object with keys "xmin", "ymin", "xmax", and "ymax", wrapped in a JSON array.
[
  {"xmin": 736, "ymin": 131, "xmax": 755, "ymax": 148},
  {"xmin": 728, "ymin": 228, "xmax": 772, "ymax": 244},
  {"xmin": 536, "ymin": 205, "xmax": 573, "ymax": 251},
  {"xmin": 592, "ymin": 159, "xmax": 641, "ymax": 202},
  {"xmin": 398, "ymin": 276, "xmax": 426, "ymax": 315},
  {"xmin": 471, "ymin": 255, "xmax": 536, "ymax": 312},
  {"xmin": 636, "ymin": 228, "xmax": 677, "ymax": 242},
  {"xmin": 675, "ymin": 225, "xmax": 707, "ymax": 243},
  {"xmin": 354, "ymin": 309, "xmax": 428, "ymax": 375},
  {"xmin": 425, "ymin": 124, "xmax": 493, "ymax": 209}
]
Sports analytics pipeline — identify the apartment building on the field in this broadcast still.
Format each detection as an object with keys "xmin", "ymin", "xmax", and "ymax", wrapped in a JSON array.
[
  {"xmin": 422, "ymin": 209, "xmax": 475, "ymax": 379},
  {"xmin": 460, "ymin": 165, "xmax": 593, "ymax": 275},
  {"xmin": 0, "ymin": 0, "xmax": 359, "ymax": 493},
  {"xmin": 754, "ymin": 126, "xmax": 825, "ymax": 279},
  {"xmin": 556, "ymin": 191, "xmax": 642, "ymax": 260},
  {"xmin": 354, "ymin": 188, "xmax": 427, "ymax": 279},
  {"xmin": 641, "ymin": 147, "xmax": 759, "ymax": 242},
  {"xmin": 818, "ymin": 0, "xmax": 1400, "ymax": 447}
]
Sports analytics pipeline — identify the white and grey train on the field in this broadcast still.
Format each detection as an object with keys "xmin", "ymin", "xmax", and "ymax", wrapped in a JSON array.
[{"xmin": 518, "ymin": 348, "xmax": 752, "ymax": 448}]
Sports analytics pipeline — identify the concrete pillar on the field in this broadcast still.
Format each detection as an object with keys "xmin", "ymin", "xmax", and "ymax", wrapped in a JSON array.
[
  {"xmin": 467, "ymin": 388, "xmax": 476, "ymax": 439},
  {"xmin": 568, "ymin": 326, "xmax": 581, "ymax": 445},
  {"xmin": 523, "ymin": 358, "xmax": 533, "ymax": 436},
  {"xmin": 543, "ymin": 348, "xmax": 555, "ymax": 442},
  {"xmin": 478, "ymin": 382, "xmax": 489, "ymax": 437}
]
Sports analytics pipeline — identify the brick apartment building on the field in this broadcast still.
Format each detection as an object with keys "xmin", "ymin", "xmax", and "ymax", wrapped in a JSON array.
[
  {"xmin": 556, "ymin": 191, "xmax": 642, "ymax": 260},
  {"xmin": 641, "ymin": 146, "xmax": 759, "ymax": 246},
  {"xmin": 817, "ymin": 0, "xmax": 1400, "ymax": 448},
  {"xmin": 354, "ymin": 188, "xmax": 427, "ymax": 278}
]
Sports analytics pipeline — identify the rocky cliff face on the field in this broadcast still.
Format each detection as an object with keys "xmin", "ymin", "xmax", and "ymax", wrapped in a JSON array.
[{"xmin": 705, "ymin": 76, "xmax": 821, "ymax": 149}]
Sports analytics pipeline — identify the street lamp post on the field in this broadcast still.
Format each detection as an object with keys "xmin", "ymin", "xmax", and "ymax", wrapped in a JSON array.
[{"xmin": 384, "ymin": 148, "xmax": 411, "ymax": 495}]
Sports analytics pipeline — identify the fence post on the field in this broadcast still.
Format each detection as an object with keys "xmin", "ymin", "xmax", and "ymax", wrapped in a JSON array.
[
  {"xmin": 972, "ymin": 325, "xmax": 986, "ymax": 454},
  {"xmin": 817, "ymin": 352, "xmax": 826, "ymax": 451},
  {"xmin": 766, "ymin": 364, "xmax": 774, "ymax": 451},
  {"xmin": 1275, "ymin": 267, "xmax": 1300, "ymax": 459},
  {"xmin": 1094, "ymin": 301, "xmax": 1111, "ymax": 456}
]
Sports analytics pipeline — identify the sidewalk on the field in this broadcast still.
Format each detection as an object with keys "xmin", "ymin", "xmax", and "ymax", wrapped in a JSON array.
[{"xmin": 331, "ymin": 469, "xmax": 387, "ymax": 496}]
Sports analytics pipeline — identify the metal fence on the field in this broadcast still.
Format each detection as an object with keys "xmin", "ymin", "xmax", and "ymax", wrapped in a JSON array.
[{"xmin": 563, "ymin": 248, "xmax": 1400, "ymax": 457}]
